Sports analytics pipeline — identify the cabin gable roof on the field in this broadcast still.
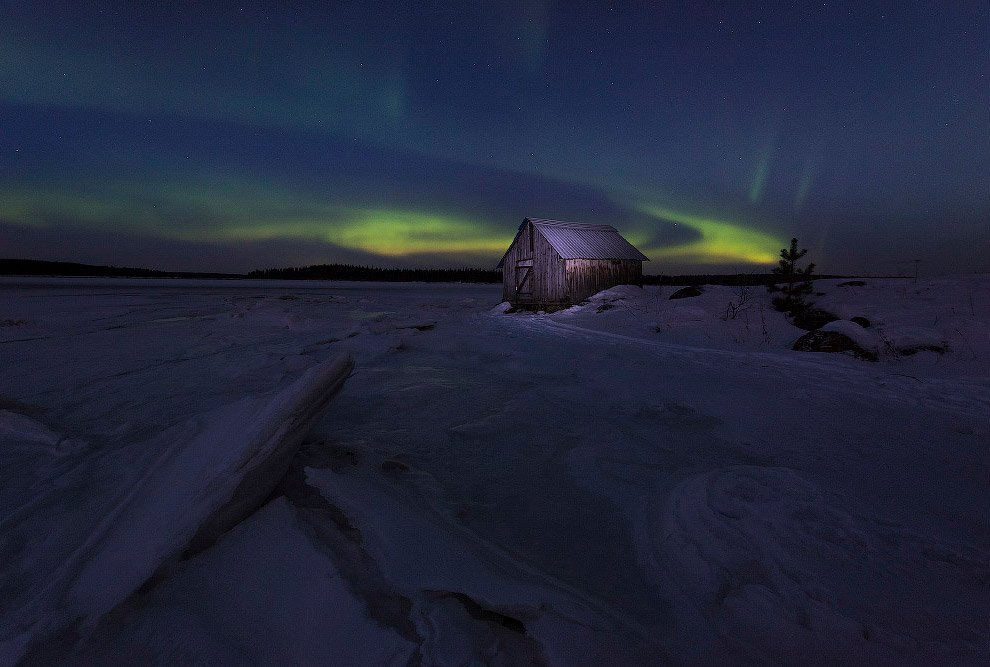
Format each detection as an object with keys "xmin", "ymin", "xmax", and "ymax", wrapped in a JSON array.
[{"xmin": 497, "ymin": 217, "xmax": 649, "ymax": 268}]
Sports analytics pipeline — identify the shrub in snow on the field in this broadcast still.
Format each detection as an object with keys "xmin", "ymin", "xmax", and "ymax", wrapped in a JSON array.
[
  {"xmin": 720, "ymin": 285, "xmax": 754, "ymax": 321},
  {"xmin": 768, "ymin": 238, "xmax": 815, "ymax": 314}
]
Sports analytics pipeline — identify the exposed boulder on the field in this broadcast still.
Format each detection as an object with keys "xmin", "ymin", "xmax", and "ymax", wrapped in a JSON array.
[
  {"xmin": 791, "ymin": 307, "xmax": 839, "ymax": 331},
  {"xmin": 850, "ymin": 316, "xmax": 871, "ymax": 328},
  {"xmin": 793, "ymin": 329, "xmax": 878, "ymax": 361},
  {"xmin": 669, "ymin": 286, "xmax": 703, "ymax": 300},
  {"xmin": 838, "ymin": 280, "xmax": 867, "ymax": 287}
]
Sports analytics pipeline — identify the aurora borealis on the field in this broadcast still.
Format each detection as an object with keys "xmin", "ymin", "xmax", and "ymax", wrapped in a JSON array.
[{"xmin": 2, "ymin": 2, "xmax": 988, "ymax": 274}]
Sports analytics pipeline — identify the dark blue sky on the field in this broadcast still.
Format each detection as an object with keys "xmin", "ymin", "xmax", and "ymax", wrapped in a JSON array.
[{"xmin": 2, "ymin": 1, "xmax": 988, "ymax": 274}]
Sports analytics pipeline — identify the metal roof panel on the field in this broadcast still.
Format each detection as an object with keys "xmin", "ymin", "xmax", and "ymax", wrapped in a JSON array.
[
  {"xmin": 531, "ymin": 219, "xmax": 649, "ymax": 261},
  {"xmin": 496, "ymin": 217, "xmax": 650, "ymax": 268}
]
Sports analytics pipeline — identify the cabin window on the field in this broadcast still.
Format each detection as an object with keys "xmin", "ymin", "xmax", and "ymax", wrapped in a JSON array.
[{"xmin": 529, "ymin": 223, "xmax": 534, "ymax": 252}]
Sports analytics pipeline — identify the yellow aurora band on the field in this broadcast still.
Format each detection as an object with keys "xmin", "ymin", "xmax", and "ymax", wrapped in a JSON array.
[
  {"xmin": 201, "ymin": 209, "xmax": 509, "ymax": 256},
  {"xmin": 636, "ymin": 204, "xmax": 783, "ymax": 265},
  {"xmin": 0, "ymin": 185, "xmax": 510, "ymax": 257}
]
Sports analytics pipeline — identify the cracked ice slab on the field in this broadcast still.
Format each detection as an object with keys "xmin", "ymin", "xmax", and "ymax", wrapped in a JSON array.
[
  {"xmin": 71, "ymin": 498, "xmax": 417, "ymax": 666},
  {"xmin": 0, "ymin": 353, "xmax": 353, "ymax": 664}
]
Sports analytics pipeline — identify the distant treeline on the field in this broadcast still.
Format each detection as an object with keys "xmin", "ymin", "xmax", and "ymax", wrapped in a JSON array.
[
  {"xmin": 2, "ymin": 258, "xmax": 853, "ymax": 287},
  {"xmin": 248, "ymin": 264, "xmax": 503, "ymax": 283},
  {"xmin": 643, "ymin": 273, "xmax": 847, "ymax": 287},
  {"xmin": 0, "ymin": 258, "xmax": 241, "ymax": 279},
  {"xmin": 248, "ymin": 265, "xmax": 850, "ymax": 286}
]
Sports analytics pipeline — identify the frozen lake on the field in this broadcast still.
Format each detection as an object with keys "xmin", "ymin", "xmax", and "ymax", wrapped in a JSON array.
[{"xmin": 2, "ymin": 276, "xmax": 988, "ymax": 665}]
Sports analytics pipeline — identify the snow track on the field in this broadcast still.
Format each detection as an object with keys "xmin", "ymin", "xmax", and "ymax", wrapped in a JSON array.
[{"xmin": 528, "ymin": 316, "xmax": 990, "ymax": 420}]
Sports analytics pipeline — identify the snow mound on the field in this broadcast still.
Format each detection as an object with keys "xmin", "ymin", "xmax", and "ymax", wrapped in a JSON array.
[
  {"xmin": 0, "ymin": 353, "xmax": 354, "ymax": 664},
  {"xmin": 593, "ymin": 284, "xmax": 646, "ymax": 299},
  {"xmin": 820, "ymin": 319, "xmax": 878, "ymax": 351},
  {"xmin": 878, "ymin": 325, "xmax": 948, "ymax": 354}
]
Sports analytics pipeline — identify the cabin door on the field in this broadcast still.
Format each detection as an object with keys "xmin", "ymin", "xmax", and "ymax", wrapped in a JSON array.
[{"xmin": 515, "ymin": 259, "xmax": 534, "ymax": 299}]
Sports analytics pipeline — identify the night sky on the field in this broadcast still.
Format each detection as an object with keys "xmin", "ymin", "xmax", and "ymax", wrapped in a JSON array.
[{"xmin": 2, "ymin": 1, "xmax": 988, "ymax": 275}]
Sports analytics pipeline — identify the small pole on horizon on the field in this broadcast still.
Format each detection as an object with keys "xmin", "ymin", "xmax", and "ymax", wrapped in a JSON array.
[{"xmin": 913, "ymin": 259, "xmax": 920, "ymax": 283}]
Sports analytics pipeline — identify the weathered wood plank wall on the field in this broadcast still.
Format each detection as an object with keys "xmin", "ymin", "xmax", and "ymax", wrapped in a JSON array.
[
  {"xmin": 533, "ymin": 223, "xmax": 565, "ymax": 303},
  {"xmin": 565, "ymin": 259, "xmax": 643, "ymax": 303}
]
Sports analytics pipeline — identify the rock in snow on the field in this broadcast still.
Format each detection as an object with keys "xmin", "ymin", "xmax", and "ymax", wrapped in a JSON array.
[
  {"xmin": 0, "ymin": 353, "xmax": 353, "ymax": 664},
  {"xmin": 669, "ymin": 285, "xmax": 704, "ymax": 299},
  {"xmin": 793, "ymin": 324, "xmax": 879, "ymax": 361}
]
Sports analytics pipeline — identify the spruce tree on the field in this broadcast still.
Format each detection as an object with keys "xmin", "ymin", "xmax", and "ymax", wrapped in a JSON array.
[{"xmin": 768, "ymin": 238, "xmax": 815, "ymax": 312}]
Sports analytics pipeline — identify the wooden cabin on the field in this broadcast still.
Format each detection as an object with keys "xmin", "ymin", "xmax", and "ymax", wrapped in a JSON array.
[{"xmin": 497, "ymin": 218, "xmax": 649, "ymax": 306}]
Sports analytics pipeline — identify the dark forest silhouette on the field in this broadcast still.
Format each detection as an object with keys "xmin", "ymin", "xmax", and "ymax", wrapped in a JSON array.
[
  {"xmin": 0, "ymin": 259, "xmax": 239, "ymax": 279},
  {"xmin": 249, "ymin": 265, "xmax": 846, "ymax": 286}
]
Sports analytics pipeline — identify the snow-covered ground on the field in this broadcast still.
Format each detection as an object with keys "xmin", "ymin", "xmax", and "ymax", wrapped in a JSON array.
[{"xmin": 1, "ymin": 276, "xmax": 988, "ymax": 666}]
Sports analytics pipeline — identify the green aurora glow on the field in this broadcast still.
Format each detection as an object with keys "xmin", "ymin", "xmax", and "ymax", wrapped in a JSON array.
[
  {"xmin": 748, "ymin": 141, "xmax": 773, "ymax": 204},
  {"xmin": 637, "ymin": 205, "xmax": 784, "ymax": 265},
  {"xmin": 2, "ymin": 4, "xmax": 989, "ymax": 274}
]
